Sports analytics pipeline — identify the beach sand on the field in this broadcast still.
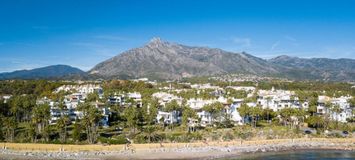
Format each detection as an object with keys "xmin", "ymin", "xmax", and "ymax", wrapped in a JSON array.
[{"xmin": 0, "ymin": 139, "xmax": 354, "ymax": 160}]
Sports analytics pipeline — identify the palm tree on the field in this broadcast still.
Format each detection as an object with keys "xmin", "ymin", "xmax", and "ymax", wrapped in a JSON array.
[
  {"xmin": 348, "ymin": 97, "xmax": 355, "ymax": 108},
  {"xmin": 308, "ymin": 97, "xmax": 318, "ymax": 116},
  {"xmin": 77, "ymin": 102, "xmax": 102, "ymax": 144},
  {"xmin": 279, "ymin": 108, "xmax": 295, "ymax": 128},
  {"xmin": 182, "ymin": 106, "xmax": 198, "ymax": 131},
  {"xmin": 21, "ymin": 95, "xmax": 36, "ymax": 122},
  {"xmin": 143, "ymin": 125, "xmax": 159, "ymax": 143},
  {"xmin": 323, "ymin": 102, "xmax": 333, "ymax": 129},
  {"xmin": 331, "ymin": 104, "xmax": 342, "ymax": 129},
  {"xmin": 56, "ymin": 98, "xmax": 70, "ymax": 143},
  {"xmin": 123, "ymin": 105, "xmax": 138, "ymax": 135},
  {"xmin": 250, "ymin": 105, "xmax": 262, "ymax": 127},
  {"xmin": 237, "ymin": 103, "xmax": 250, "ymax": 124},
  {"xmin": 165, "ymin": 100, "xmax": 181, "ymax": 112},
  {"xmin": 72, "ymin": 119, "xmax": 82, "ymax": 143},
  {"xmin": 9, "ymin": 96, "xmax": 22, "ymax": 122},
  {"xmin": 56, "ymin": 115, "xmax": 70, "ymax": 143},
  {"xmin": 307, "ymin": 115, "xmax": 325, "ymax": 129},
  {"xmin": 202, "ymin": 102, "xmax": 224, "ymax": 125},
  {"xmin": 265, "ymin": 97, "xmax": 273, "ymax": 123},
  {"xmin": 3, "ymin": 116, "xmax": 17, "ymax": 142},
  {"xmin": 32, "ymin": 103, "xmax": 50, "ymax": 142}
]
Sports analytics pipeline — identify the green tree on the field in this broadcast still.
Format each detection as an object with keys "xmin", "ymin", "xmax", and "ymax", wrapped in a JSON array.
[
  {"xmin": 307, "ymin": 94, "xmax": 318, "ymax": 116},
  {"xmin": 72, "ymin": 119, "xmax": 82, "ymax": 143},
  {"xmin": 348, "ymin": 97, "xmax": 355, "ymax": 107},
  {"xmin": 2, "ymin": 116, "xmax": 17, "ymax": 142},
  {"xmin": 86, "ymin": 92, "xmax": 99, "ymax": 102},
  {"xmin": 237, "ymin": 103, "xmax": 250, "ymax": 124},
  {"xmin": 142, "ymin": 125, "xmax": 159, "ymax": 143},
  {"xmin": 165, "ymin": 100, "xmax": 181, "ymax": 112},
  {"xmin": 56, "ymin": 116, "xmax": 70, "ymax": 143},
  {"xmin": 331, "ymin": 104, "xmax": 342, "ymax": 128},
  {"xmin": 56, "ymin": 99, "xmax": 70, "ymax": 143},
  {"xmin": 77, "ymin": 102, "xmax": 102, "ymax": 144},
  {"xmin": 278, "ymin": 108, "xmax": 294, "ymax": 128},
  {"xmin": 261, "ymin": 108, "xmax": 275, "ymax": 123},
  {"xmin": 250, "ymin": 105, "xmax": 262, "ymax": 127},
  {"xmin": 202, "ymin": 102, "xmax": 224, "ymax": 125},
  {"xmin": 142, "ymin": 98, "xmax": 158, "ymax": 125},
  {"xmin": 21, "ymin": 95, "xmax": 36, "ymax": 122},
  {"xmin": 32, "ymin": 103, "xmax": 50, "ymax": 142},
  {"xmin": 9, "ymin": 96, "xmax": 23, "ymax": 122},
  {"xmin": 123, "ymin": 106, "xmax": 138, "ymax": 134},
  {"xmin": 182, "ymin": 106, "xmax": 198, "ymax": 131},
  {"xmin": 307, "ymin": 115, "xmax": 325, "ymax": 129}
]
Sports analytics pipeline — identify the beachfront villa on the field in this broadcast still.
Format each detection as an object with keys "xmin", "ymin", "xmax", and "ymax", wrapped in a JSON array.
[
  {"xmin": 152, "ymin": 92, "xmax": 183, "ymax": 106},
  {"xmin": 156, "ymin": 110, "xmax": 181, "ymax": 124},
  {"xmin": 226, "ymin": 99, "xmax": 244, "ymax": 125},
  {"xmin": 127, "ymin": 92, "xmax": 143, "ymax": 107},
  {"xmin": 257, "ymin": 88, "xmax": 308, "ymax": 112},
  {"xmin": 317, "ymin": 95, "xmax": 353, "ymax": 122}
]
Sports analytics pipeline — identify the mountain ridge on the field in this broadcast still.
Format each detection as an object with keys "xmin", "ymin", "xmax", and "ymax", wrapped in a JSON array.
[
  {"xmin": 1, "ymin": 38, "xmax": 354, "ymax": 81},
  {"xmin": 0, "ymin": 65, "xmax": 86, "ymax": 80},
  {"xmin": 269, "ymin": 55, "xmax": 355, "ymax": 81},
  {"xmin": 90, "ymin": 38, "xmax": 355, "ymax": 81},
  {"xmin": 90, "ymin": 37, "xmax": 280, "ymax": 80}
]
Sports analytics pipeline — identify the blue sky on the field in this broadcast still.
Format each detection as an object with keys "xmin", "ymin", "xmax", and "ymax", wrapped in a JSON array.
[{"xmin": 0, "ymin": 0, "xmax": 355, "ymax": 72}]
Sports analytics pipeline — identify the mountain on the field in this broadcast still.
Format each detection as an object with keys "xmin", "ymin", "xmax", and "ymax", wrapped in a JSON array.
[
  {"xmin": 90, "ymin": 37, "xmax": 280, "ymax": 80},
  {"xmin": 269, "ymin": 55, "xmax": 355, "ymax": 81},
  {"xmin": 2, "ymin": 39, "xmax": 353, "ymax": 81},
  {"xmin": 0, "ymin": 65, "xmax": 86, "ymax": 80}
]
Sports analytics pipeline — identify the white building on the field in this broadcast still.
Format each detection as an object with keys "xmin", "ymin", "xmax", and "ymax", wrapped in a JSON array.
[
  {"xmin": 2, "ymin": 95, "xmax": 12, "ymax": 103},
  {"xmin": 226, "ymin": 99, "xmax": 244, "ymax": 125},
  {"xmin": 190, "ymin": 83, "xmax": 221, "ymax": 90},
  {"xmin": 55, "ymin": 84, "xmax": 103, "ymax": 98},
  {"xmin": 226, "ymin": 86, "xmax": 256, "ymax": 92},
  {"xmin": 257, "ymin": 88, "xmax": 307, "ymax": 112},
  {"xmin": 187, "ymin": 96, "xmax": 230, "ymax": 126},
  {"xmin": 127, "ymin": 92, "xmax": 142, "ymax": 107},
  {"xmin": 156, "ymin": 110, "xmax": 181, "ymax": 124},
  {"xmin": 152, "ymin": 92, "xmax": 183, "ymax": 106},
  {"xmin": 107, "ymin": 94, "xmax": 125, "ymax": 106}
]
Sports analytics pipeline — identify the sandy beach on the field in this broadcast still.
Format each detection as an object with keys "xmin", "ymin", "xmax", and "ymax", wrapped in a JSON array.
[{"xmin": 0, "ymin": 138, "xmax": 354, "ymax": 160}]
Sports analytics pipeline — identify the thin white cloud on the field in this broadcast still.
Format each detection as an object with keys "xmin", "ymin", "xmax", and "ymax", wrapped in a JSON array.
[
  {"xmin": 252, "ymin": 50, "xmax": 321, "ymax": 59},
  {"xmin": 270, "ymin": 41, "xmax": 280, "ymax": 51},
  {"xmin": 284, "ymin": 35, "xmax": 300, "ymax": 46},
  {"xmin": 70, "ymin": 42, "xmax": 103, "ymax": 48},
  {"xmin": 0, "ymin": 63, "xmax": 43, "ymax": 73},
  {"xmin": 232, "ymin": 37, "xmax": 251, "ymax": 47},
  {"xmin": 32, "ymin": 25, "xmax": 49, "ymax": 30},
  {"xmin": 12, "ymin": 42, "xmax": 40, "ymax": 47},
  {"xmin": 94, "ymin": 35, "xmax": 127, "ymax": 41},
  {"xmin": 94, "ymin": 48, "xmax": 117, "ymax": 57},
  {"xmin": 321, "ymin": 46, "xmax": 355, "ymax": 59},
  {"xmin": 284, "ymin": 35, "xmax": 297, "ymax": 42}
]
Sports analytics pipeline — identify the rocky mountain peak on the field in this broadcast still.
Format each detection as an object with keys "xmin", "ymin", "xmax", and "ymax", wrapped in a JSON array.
[
  {"xmin": 89, "ymin": 38, "xmax": 355, "ymax": 81},
  {"xmin": 147, "ymin": 37, "xmax": 167, "ymax": 48},
  {"xmin": 150, "ymin": 37, "xmax": 162, "ymax": 43},
  {"xmin": 90, "ymin": 38, "xmax": 280, "ymax": 80}
]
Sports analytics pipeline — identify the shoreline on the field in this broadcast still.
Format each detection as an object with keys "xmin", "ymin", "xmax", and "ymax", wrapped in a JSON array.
[{"xmin": 0, "ymin": 138, "xmax": 354, "ymax": 160}]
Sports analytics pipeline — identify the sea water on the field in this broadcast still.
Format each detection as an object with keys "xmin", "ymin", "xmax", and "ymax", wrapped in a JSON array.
[{"xmin": 225, "ymin": 150, "xmax": 355, "ymax": 160}]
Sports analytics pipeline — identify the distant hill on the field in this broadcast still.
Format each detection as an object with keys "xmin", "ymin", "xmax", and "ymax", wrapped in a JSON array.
[
  {"xmin": 0, "ymin": 65, "xmax": 86, "ymax": 80},
  {"xmin": 269, "ymin": 55, "xmax": 355, "ymax": 81},
  {"xmin": 90, "ymin": 37, "xmax": 280, "ymax": 80}
]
